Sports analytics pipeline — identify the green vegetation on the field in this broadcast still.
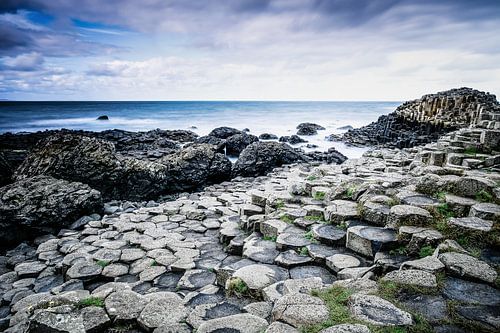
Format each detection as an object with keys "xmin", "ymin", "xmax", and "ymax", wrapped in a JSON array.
[
  {"xmin": 475, "ymin": 189, "xmax": 493, "ymax": 203},
  {"xmin": 418, "ymin": 245, "xmax": 435, "ymax": 258},
  {"xmin": 387, "ymin": 198, "xmax": 400, "ymax": 207},
  {"xmin": 463, "ymin": 146, "xmax": 478, "ymax": 156},
  {"xmin": 280, "ymin": 215, "xmax": 294, "ymax": 224},
  {"xmin": 298, "ymin": 247, "xmax": 309, "ymax": 256},
  {"xmin": 226, "ymin": 277, "xmax": 250, "ymax": 297},
  {"xmin": 433, "ymin": 191, "xmax": 447, "ymax": 201},
  {"xmin": 346, "ymin": 186, "xmax": 358, "ymax": 199},
  {"xmin": 302, "ymin": 286, "xmax": 354, "ymax": 332},
  {"xmin": 436, "ymin": 203, "xmax": 455, "ymax": 218},
  {"xmin": 304, "ymin": 215, "xmax": 325, "ymax": 222},
  {"xmin": 77, "ymin": 297, "xmax": 104, "ymax": 308},
  {"xmin": 304, "ymin": 231, "xmax": 318, "ymax": 243},
  {"xmin": 275, "ymin": 200, "xmax": 285, "ymax": 209},
  {"xmin": 389, "ymin": 245, "xmax": 408, "ymax": 256},
  {"xmin": 337, "ymin": 222, "xmax": 348, "ymax": 231},
  {"xmin": 263, "ymin": 235, "xmax": 277, "ymax": 242},
  {"xmin": 307, "ymin": 175, "xmax": 318, "ymax": 181},
  {"xmin": 150, "ymin": 260, "xmax": 157, "ymax": 266},
  {"xmin": 314, "ymin": 191, "xmax": 326, "ymax": 200},
  {"xmin": 96, "ymin": 260, "xmax": 110, "ymax": 268}
]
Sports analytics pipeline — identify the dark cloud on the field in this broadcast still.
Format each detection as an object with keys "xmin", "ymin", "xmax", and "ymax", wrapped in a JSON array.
[{"xmin": 0, "ymin": 0, "xmax": 43, "ymax": 14}]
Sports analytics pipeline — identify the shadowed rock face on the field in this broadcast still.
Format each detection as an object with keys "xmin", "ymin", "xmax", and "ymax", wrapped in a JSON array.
[
  {"xmin": 336, "ymin": 87, "xmax": 500, "ymax": 148},
  {"xmin": 0, "ymin": 175, "xmax": 102, "ymax": 247},
  {"xmin": 232, "ymin": 141, "xmax": 308, "ymax": 177},
  {"xmin": 14, "ymin": 134, "xmax": 231, "ymax": 201}
]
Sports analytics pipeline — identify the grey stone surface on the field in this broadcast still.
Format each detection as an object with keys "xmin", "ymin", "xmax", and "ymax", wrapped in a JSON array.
[
  {"xmin": 197, "ymin": 313, "xmax": 269, "ymax": 333},
  {"xmin": 349, "ymin": 294, "xmax": 412, "ymax": 326},
  {"xmin": 272, "ymin": 292, "xmax": 329, "ymax": 328}
]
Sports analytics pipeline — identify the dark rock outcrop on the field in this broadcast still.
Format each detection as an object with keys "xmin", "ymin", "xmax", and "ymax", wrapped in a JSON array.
[
  {"xmin": 232, "ymin": 142, "xmax": 308, "ymax": 177},
  {"xmin": 225, "ymin": 133, "xmax": 259, "ymax": 157},
  {"xmin": 0, "ymin": 175, "xmax": 102, "ymax": 247},
  {"xmin": 337, "ymin": 88, "xmax": 500, "ymax": 148},
  {"xmin": 14, "ymin": 134, "xmax": 172, "ymax": 201},
  {"xmin": 97, "ymin": 115, "xmax": 109, "ymax": 120},
  {"xmin": 0, "ymin": 152, "xmax": 13, "ymax": 187},
  {"xmin": 158, "ymin": 144, "xmax": 232, "ymax": 193},
  {"xmin": 305, "ymin": 148, "xmax": 347, "ymax": 165},
  {"xmin": 279, "ymin": 135, "xmax": 307, "ymax": 145},
  {"xmin": 208, "ymin": 127, "xmax": 242, "ymax": 139},
  {"xmin": 296, "ymin": 123, "xmax": 325, "ymax": 136},
  {"xmin": 259, "ymin": 133, "xmax": 278, "ymax": 140}
]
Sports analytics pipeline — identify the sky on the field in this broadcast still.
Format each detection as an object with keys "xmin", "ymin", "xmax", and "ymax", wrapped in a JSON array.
[{"xmin": 0, "ymin": 0, "xmax": 499, "ymax": 101}]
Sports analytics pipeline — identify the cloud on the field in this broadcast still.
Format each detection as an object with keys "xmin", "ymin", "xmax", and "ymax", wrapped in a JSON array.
[{"xmin": 1, "ymin": 52, "xmax": 43, "ymax": 71}]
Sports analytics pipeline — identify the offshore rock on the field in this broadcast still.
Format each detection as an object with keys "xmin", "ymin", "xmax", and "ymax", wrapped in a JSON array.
[{"xmin": 0, "ymin": 175, "xmax": 102, "ymax": 247}]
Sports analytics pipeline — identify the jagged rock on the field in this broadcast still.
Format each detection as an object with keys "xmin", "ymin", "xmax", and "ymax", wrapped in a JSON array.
[
  {"xmin": 233, "ymin": 141, "xmax": 307, "ymax": 177},
  {"xmin": 279, "ymin": 135, "xmax": 308, "ymax": 144},
  {"xmin": 225, "ymin": 133, "xmax": 259, "ymax": 156},
  {"xmin": 448, "ymin": 216, "xmax": 493, "ymax": 232},
  {"xmin": 272, "ymin": 292, "xmax": 329, "ymax": 328},
  {"xmin": 259, "ymin": 133, "xmax": 278, "ymax": 140},
  {"xmin": 208, "ymin": 127, "xmax": 242, "ymax": 139},
  {"xmin": 197, "ymin": 313, "xmax": 268, "ymax": 333},
  {"xmin": 0, "ymin": 176, "xmax": 102, "ymax": 247},
  {"xmin": 469, "ymin": 202, "xmax": 500, "ymax": 221},
  {"xmin": 455, "ymin": 305, "xmax": 500, "ymax": 332},
  {"xmin": 349, "ymin": 294, "xmax": 412, "ymax": 326},
  {"xmin": 296, "ymin": 123, "xmax": 325, "ymax": 136},
  {"xmin": 324, "ymin": 200, "xmax": 359, "ymax": 223},
  {"xmin": 439, "ymin": 252, "xmax": 497, "ymax": 283}
]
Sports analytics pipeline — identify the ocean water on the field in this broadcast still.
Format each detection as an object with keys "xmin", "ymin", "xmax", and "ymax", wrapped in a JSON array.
[{"xmin": 0, "ymin": 101, "xmax": 399, "ymax": 158}]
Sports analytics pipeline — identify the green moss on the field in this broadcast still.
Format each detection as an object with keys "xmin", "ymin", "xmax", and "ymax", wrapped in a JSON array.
[
  {"xmin": 150, "ymin": 260, "xmax": 157, "ymax": 266},
  {"xmin": 463, "ymin": 147, "xmax": 478, "ymax": 156},
  {"xmin": 433, "ymin": 191, "xmax": 447, "ymax": 201},
  {"xmin": 418, "ymin": 245, "xmax": 435, "ymax": 258},
  {"xmin": 304, "ymin": 215, "xmax": 325, "ymax": 222},
  {"xmin": 436, "ymin": 203, "xmax": 456, "ymax": 219},
  {"xmin": 387, "ymin": 198, "xmax": 400, "ymax": 207},
  {"xmin": 337, "ymin": 222, "xmax": 348, "ymax": 231},
  {"xmin": 263, "ymin": 235, "xmax": 277, "ymax": 242},
  {"xmin": 304, "ymin": 231, "xmax": 318, "ymax": 243},
  {"xmin": 298, "ymin": 247, "xmax": 309, "ymax": 256},
  {"xmin": 475, "ymin": 189, "xmax": 493, "ymax": 203},
  {"xmin": 307, "ymin": 175, "xmax": 318, "ymax": 181},
  {"xmin": 275, "ymin": 200, "xmax": 285, "ymax": 209},
  {"xmin": 389, "ymin": 245, "xmax": 408, "ymax": 256},
  {"xmin": 302, "ymin": 286, "xmax": 355, "ymax": 333},
  {"xmin": 280, "ymin": 215, "xmax": 294, "ymax": 224},
  {"xmin": 226, "ymin": 277, "xmax": 251, "ymax": 297},
  {"xmin": 77, "ymin": 297, "xmax": 104, "ymax": 308},
  {"xmin": 314, "ymin": 191, "xmax": 326, "ymax": 200},
  {"xmin": 346, "ymin": 186, "xmax": 358, "ymax": 199},
  {"xmin": 96, "ymin": 260, "xmax": 110, "ymax": 268}
]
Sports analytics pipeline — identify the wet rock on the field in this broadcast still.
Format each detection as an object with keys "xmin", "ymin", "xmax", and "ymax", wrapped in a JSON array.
[
  {"xmin": 443, "ymin": 277, "xmax": 500, "ymax": 306},
  {"xmin": 259, "ymin": 133, "xmax": 278, "ymax": 140},
  {"xmin": 208, "ymin": 127, "xmax": 242, "ymax": 139},
  {"xmin": 225, "ymin": 133, "xmax": 259, "ymax": 156},
  {"xmin": 289, "ymin": 265, "xmax": 336, "ymax": 284},
  {"xmin": 296, "ymin": 123, "xmax": 325, "ymax": 136},
  {"xmin": 346, "ymin": 226, "xmax": 397, "ymax": 258},
  {"xmin": 311, "ymin": 224, "xmax": 346, "ymax": 245},
  {"xmin": 177, "ymin": 269, "xmax": 216, "ymax": 290},
  {"xmin": 399, "ymin": 294, "xmax": 448, "ymax": 323},
  {"xmin": 275, "ymin": 250, "xmax": 314, "ymax": 268},
  {"xmin": 187, "ymin": 302, "xmax": 241, "ymax": 329},
  {"xmin": 279, "ymin": 135, "xmax": 308, "ymax": 144}
]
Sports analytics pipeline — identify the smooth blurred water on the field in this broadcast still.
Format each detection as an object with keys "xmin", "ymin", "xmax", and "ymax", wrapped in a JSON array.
[{"xmin": 0, "ymin": 101, "xmax": 399, "ymax": 158}]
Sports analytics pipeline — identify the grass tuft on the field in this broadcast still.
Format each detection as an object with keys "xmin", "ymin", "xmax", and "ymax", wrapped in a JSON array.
[
  {"xmin": 77, "ymin": 297, "xmax": 104, "ymax": 308},
  {"xmin": 96, "ymin": 260, "xmax": 110, "ymax": 268},
  {"xmin": 314, "ymin": 191, "xmax": 326, "ymax": 200},
  {"xmin": 418, "ymin": 245, "xmax": 435, "ymax": 258},
  {"xmin": 475, "ymin": 189, "xmax": 493, "ymax": 203}
]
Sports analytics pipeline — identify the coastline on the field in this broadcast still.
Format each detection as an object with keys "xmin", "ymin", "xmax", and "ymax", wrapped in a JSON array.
[{"xmin": 0, "ymin": 88, "xmax": 499, "ymax": 332}]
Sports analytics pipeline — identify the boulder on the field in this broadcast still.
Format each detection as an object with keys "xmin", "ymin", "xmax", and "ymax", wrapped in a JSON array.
[
  {"xmin": 225, "ymin": 133, "xmax": 259, "ymax": 156},
  {"xmin": 296, "ymin": 123, "xmax": 325, "ymax": 136},
  {"xmin": 197, "ymin": 313, "xmax": 268, "ymax": 333},
  {"xmin": 208, "ymin": 127, "xmax": 242, "ymax": 139},
  {"xmin": 259, "ymin": 133, "xmax": 278, "ymax": 140},
  {"xmin": 439, "ymin": 252, "xmax": 497, "ymax": 284},
  {"xmin": 0, "ymin": 175, "xmax": 102, "ymax": 247},
  {"xmin": 233, "ymin": 142, "xmax": 307, "ymax": 177},
  {"xmin": 279, "ymin": 135, "xmax": 308, "ymax": 144},
  {"xmin": 272, "ymin": 292, "xmax": 329, "ymax": 328},
  {"xmin": 349, "ymin": 294, "xmax": 412, "ymax": 326}
]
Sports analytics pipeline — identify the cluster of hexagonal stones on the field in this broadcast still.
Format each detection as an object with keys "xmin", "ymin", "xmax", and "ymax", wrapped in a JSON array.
[{"xmin": 1, "ymin": 127, "xmax": 499, "ymax": 332}]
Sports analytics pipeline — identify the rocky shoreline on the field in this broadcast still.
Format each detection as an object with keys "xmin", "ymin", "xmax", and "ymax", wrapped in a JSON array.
[{"xmin": 0, "ymin": 88, "xmax": 499, "ymax": 333}]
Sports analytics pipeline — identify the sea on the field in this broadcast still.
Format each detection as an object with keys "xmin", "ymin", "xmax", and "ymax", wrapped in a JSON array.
[{"xmin": 0, "ymin": 101, "xmax": 399, "ymax": 158}]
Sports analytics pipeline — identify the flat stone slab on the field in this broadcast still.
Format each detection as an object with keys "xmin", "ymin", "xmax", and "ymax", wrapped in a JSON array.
[
  {"xmin": 272, "ymin": 292, "xmax": 329, "ymax": 328},
  {"xmin": 319, "ymin": 324, "xmax": 371, "ymax": 333},
  {"xmin": 311, "ymin": 224, "xmax": 346, "ymax": 245},
  {"xmin": 242, "ymin": 238, "xmax": 279, "ymax": 264},
  {"xmin": 443, "ymin": 277, "xmax": 500, "ymax": 306},
  {"xmin": 346, "ymin": 225, "xmax": 397, "ymax": 258},
  {"xmin": 387, "ymin": 204, "xmax": 432, "ymax": 228},
  {"xmin": 324, "ymin": 200, "xmax": 359, "ymax": 223},
  {"xmin": 66, "ymin": 262, "xmax": 102, "ymax": 281},
  {"xmin": 402, "ymin": 256, "xmax": 445, "ymax": 273},
  {"xmin": 14, "ymin": 262, "xmax": 46, "ymax": 278},
  {"xmin": 177, "ymin": 269, "xmax": 216, "ymax": 290},
  {"xmin": 349, "ymin": 294, "xmax": 412, "ymax": 326},
  {"xmin": 260, "ymin": 219, "xmax": 289, "ymax": 238},
  {"xmin": 326, "ymin": 254, "xmax": 361, "ymax": 273},
  {"xmin": 399, "ymin": 294, "xmax": 448, "ymax": 323},
  {"xmin": 275, "ymin": 250, "xmax": 314, "ymax": 268},
  {"xmin": 187, "ymin": 302, "xmax": 241, "ymax": 329},
  {"xmin": 469, "ymin": 202, "xmax": 500, "ymax": 220},
  {"xmin": 401, "ymin": 195, "xmax": 440, "ymax": 209},
  {"xmin": 230, "ymin": 264, "xmax": 288, "ymax": 293},
  {"xmin": 382, "ymin": 269, "xmax": 437, "ymax": 288},
  {"xmin": 289, "ymin": 265, "xmax": 336, "ymax": 284},
  {"xmin": 448, "ymin": 217, "xmax": 493, "ymax": 232},
  {"xmin": 197, "ymin": 313, "xmax": 268, "ymax": 333},
  {"xmin": 455, "ymin": 304, "xmax": 500, "ymax": 332},
  {"xmin": 138, "ymin": 292, "xmax": 188, "ymax": 330},
  {"xmin": 276, "ymin": 233, "xmax": 312, "ymax": 251},
  {"xmin": 105, "ymin": 290, "xmax": 148, "ymax": 320},
  {"xmin": 439, "ymin": 252, "xmax": 498, "ymax": 284},
  {"xmin": 361, "ymin": 201, "xmax": 390, "ymax": 226}
]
